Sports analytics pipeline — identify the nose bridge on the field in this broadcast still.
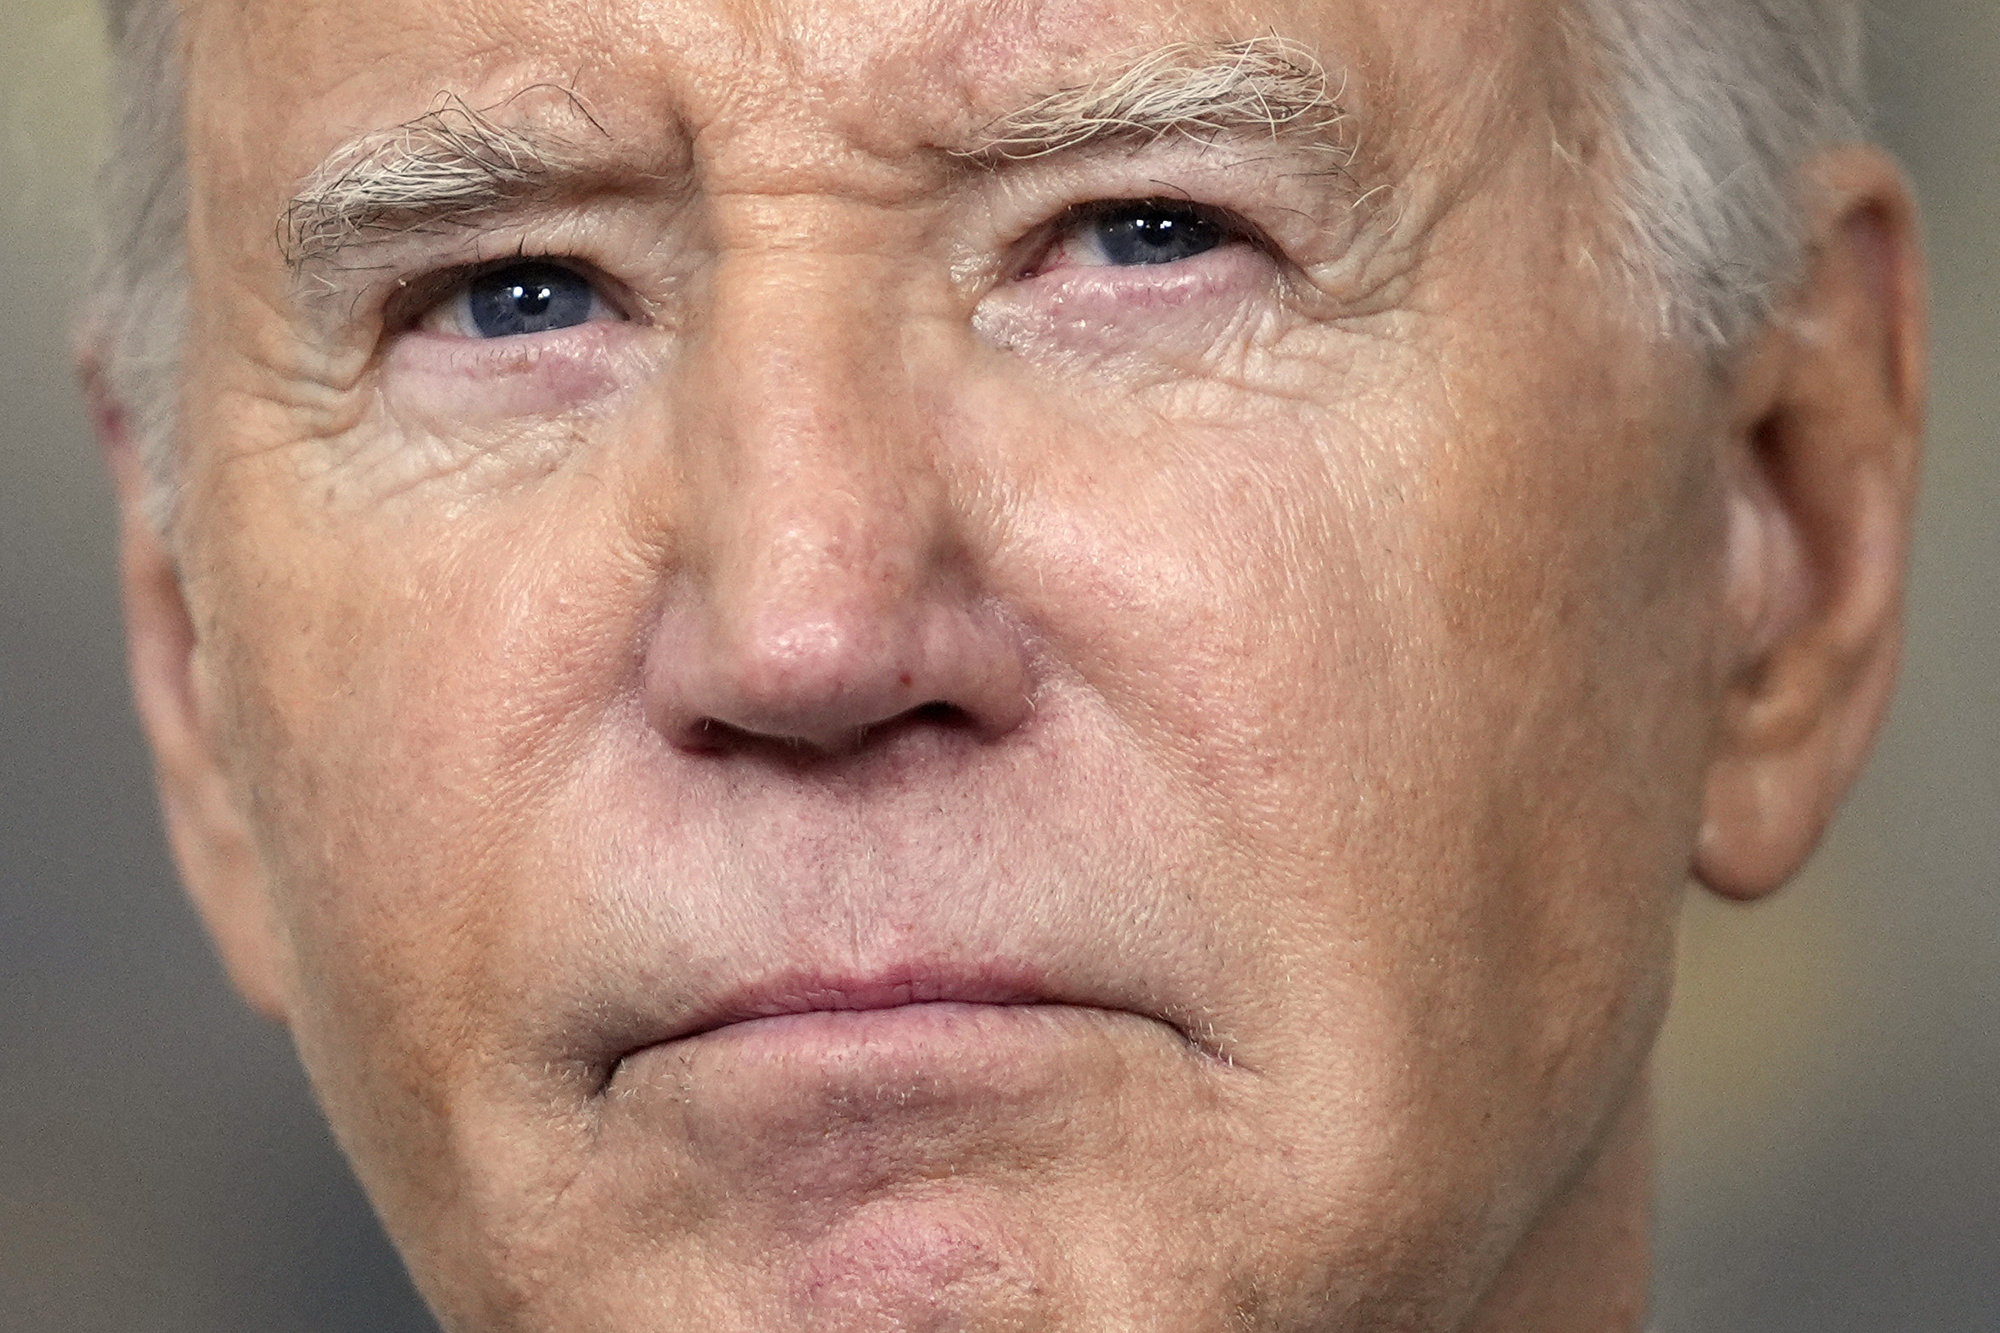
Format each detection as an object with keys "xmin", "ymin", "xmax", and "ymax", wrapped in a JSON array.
[
  {"xmin": 645, "ymin": 224, "xmax": 1032, "ymax": 756},
  {"xmin": 696, "ymin": 242, "xmax": 939, "ymax": 620}
]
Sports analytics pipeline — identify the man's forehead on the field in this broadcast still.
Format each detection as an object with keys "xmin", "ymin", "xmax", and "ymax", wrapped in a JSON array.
[
  {"xmin": 187, "ymin": 0, "xmax": 1542, "ymax": 172},
  {"xmin": 197, "ymin": 0, "xmax": 1191, "ymax": 122}
]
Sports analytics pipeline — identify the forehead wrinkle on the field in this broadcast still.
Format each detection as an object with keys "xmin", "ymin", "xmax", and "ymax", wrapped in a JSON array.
[{"xmin": 279, "ymin": 86, "xmax": 642, "ymax": 276}]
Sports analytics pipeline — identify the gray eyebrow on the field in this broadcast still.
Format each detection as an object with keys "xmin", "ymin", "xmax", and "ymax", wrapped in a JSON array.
[
  {"xmin": 957, "ymin": 37, "xmax": 1350, "ymax": 165},
  {"xmin": 280, "ymin": 89, "xmax": 606, "ymax": 273},
  {"xmin": 279, "ymin": 38, "xmax": 1352, "ymax": 276}
]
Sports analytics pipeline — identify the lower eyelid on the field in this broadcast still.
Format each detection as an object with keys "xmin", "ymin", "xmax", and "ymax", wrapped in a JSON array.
[
  {"xmin": 978, "ymin": 245, "xmax": 1276, "ymax": 359},
  {"xmin": 384, "ymin": 318, "xmax": 640, "ymax": 421}
]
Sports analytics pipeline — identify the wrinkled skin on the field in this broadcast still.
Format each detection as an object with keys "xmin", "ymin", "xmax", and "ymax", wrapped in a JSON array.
[{"xmin": 98, "ymin": 0, "xmax": 1924, "ymax": 1328}]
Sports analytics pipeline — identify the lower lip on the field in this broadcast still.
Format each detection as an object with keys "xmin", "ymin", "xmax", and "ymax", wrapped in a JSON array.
[{"xmin": 601, "ymin": 1003, "xmax": 1175, "ymax": 1200}]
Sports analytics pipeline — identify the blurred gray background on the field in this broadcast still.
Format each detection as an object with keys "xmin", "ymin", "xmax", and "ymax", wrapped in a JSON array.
[{"xmin": 2, "ymin": 1, "xmax": 1993, "ymax": 1328}]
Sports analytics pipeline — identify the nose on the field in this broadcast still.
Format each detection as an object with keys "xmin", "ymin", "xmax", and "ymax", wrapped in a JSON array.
[{"xmin": 644, "ymin": 252, "xmax": 1033, "ymax": 759}]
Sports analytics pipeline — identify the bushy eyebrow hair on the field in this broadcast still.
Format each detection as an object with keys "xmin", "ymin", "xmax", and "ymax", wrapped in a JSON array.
[
  {"xmin": 279, "ymin": 87, "xmax": 606, "ymax": 273},
  {"xmin": 278, "ymin": 36, "xmax": 1352, "ymax": 276},
  {"xmin": 954, "ymin": 38, "xmax": 1348, "ymax": 163}
]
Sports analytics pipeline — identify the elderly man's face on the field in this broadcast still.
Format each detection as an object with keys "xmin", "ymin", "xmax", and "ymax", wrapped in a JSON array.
[{"xmin": 116, "ymin": 0, "xmax": 1918, "ymax": 1327}]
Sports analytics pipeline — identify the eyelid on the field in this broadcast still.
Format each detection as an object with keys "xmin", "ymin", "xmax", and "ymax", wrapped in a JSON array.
[{"xmin": 958, "ymin": 139, "xmax": 1374, "ymax": 294}]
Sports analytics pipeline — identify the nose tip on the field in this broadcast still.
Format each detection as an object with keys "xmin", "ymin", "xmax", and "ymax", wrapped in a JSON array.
[{"xmin": 650, "ymin": 592, "xmax": 1034, "ymax": 758}]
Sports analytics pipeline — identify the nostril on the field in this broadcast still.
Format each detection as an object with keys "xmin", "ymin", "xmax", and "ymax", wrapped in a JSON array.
[
  {"xmin": 847, "ymin": 699, "xmax": 977, "ymax": 752},
  {"xmin": 677, "ymin": 699, "xmax": 976, "ymax": 762},
  {"xmin": 679, "ymin": 717, "xmax": 741, "ymax": 756}
]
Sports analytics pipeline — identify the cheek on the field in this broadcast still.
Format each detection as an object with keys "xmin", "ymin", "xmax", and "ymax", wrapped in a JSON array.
[
  {"xmin": 983, "ymin": 338, "xmax": 1698, "ymax": 1091},
  {"xmin": 1357, "ymin": 355, "xmax": 1711, "ymax": 1138},
  {"xmin": 201, "ymin": 493, "xmax": 644, "ymax": 1144}
]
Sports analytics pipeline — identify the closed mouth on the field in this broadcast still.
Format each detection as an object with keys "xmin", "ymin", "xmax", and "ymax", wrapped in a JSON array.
[
  {"xmin": 676, "ymin": 978, "xmax": 1053, "ymax": 1041},
  {"xmin": 598, "ymin": 963, "xmax": 1237, "ymax": 1092}
]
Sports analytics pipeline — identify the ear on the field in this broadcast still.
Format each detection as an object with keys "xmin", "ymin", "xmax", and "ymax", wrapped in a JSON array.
[
  {"xmin": 1695, "ymin": 146, "xmax": 1927, "ymax": 901},
  {"xmin": 83, "ymin": 362, "xmax": 295, "ymax": 1021}
]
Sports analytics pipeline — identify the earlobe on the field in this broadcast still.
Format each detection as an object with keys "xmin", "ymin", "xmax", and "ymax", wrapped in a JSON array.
[
  {"xmin": 89, "ymin": 370, "xmax": 296, "ymax": 1022},
  {"xmin": 1695, "ymin": 147, "xmax": 1926, "ymax": 901}
]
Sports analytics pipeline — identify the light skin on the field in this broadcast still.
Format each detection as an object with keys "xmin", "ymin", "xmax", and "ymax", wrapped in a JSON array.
[{"xmin": 91, "ymin": 0, "xmax": 1924, "ymax": 1328}]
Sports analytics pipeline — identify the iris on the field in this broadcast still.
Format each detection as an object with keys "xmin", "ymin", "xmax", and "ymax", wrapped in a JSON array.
[
  {"xmin": 1088, "ymin": 204, "xmax": 1224, "ymax": 266},
  {"xmin": 465, "ymin": 262, "xmax": 598, "ymax": 338}
]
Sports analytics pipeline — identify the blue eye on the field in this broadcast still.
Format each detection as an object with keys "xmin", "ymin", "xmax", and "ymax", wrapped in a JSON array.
[
  {"xmin": 1086, "ymin": 203, "xmax": 1225, "ymax": 266},
  {"xmin": 463, "ymin": 262, "xmax": 600, "ymax": 337}
]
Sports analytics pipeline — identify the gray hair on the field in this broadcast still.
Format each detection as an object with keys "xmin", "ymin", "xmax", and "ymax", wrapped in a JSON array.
[
  {"xmin": 89, "ymin": 0, "xmax": 185, "ymax": 534},
  {"xmin": 1584, "ymin": 0, "xmax": 1868, "ymax": 348},
  {"xmin": 83, "ymin": 0, "xmax": 1869, "ymax": 533}
]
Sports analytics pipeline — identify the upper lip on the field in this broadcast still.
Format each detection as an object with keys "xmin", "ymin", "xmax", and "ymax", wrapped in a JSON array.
[{"xmin": 671, "ymin": 963, "xmax": 1059, "ymax": 1042}]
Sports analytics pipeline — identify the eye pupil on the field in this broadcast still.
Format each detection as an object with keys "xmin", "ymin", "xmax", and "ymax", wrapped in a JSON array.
[
  {"xmin": 513, "ymin": 281, "xmax": 553, "ymax": 316},
  {"xmin": 466, "ymin": 262, "xmax": 595, "ymax": 337}
]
